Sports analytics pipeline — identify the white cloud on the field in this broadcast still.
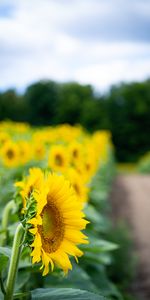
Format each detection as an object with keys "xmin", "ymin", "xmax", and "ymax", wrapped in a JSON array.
[
  {"xmin": 0, "ymin": 0, "xmax": 150, "ymax": 91},
  {"xmin": 74, "ymin": 58, "xmax": 150, "ymax": 90}
]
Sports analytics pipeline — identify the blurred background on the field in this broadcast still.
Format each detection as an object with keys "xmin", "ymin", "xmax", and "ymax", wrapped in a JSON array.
[{"xmin": 0, "ymin": 0, "xmax": 150, "ymax": 163}]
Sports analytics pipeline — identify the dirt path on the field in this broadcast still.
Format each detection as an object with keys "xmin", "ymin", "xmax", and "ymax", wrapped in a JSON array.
[{"xmin": 110, "ymin": 175, "xmax": 150, "ymax": 300}]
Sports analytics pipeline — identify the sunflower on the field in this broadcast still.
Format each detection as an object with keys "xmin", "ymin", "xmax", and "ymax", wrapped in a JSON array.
[
  {"xmin": 0, "ymin": 131, "xmax": 10, "ymax": 146},
  {"xmin": 48, "ymin": 145, "xmax": 70, "ymax": 172},
  {"xmin": 92, "ymin": 130, "xmax": 112, "ymax": 162},
  {"xmin": 33, "ymin": 142, "xmax": 46, "ymax": 161},
  {"xmin": 68, "ymin": 141, "xmax": 84, "ymax": 166},
  {"xmin": 82, "ymin": 142, "xmax": 98, "ymax": 181},
  {"xmin": 1, "ymin": 140, "xmax": 20, "ymax": 167},
  {"xmin": 18, "ymin": 140, "xmax": 32, "ymax": 165},
  {"xmin": 65, "ymin": 168, "xmax": 89, "ymax": 203},
  {"xmin": 15, "ymin": 168, "xmax": 44, "ymax": 211},
  {"xmin": 55, "ymin": 124, "xmax": 80, "ymax": 143},
  {"xmin": 18, "ymin": 169, "xmax": 89, "ymax": 276}
]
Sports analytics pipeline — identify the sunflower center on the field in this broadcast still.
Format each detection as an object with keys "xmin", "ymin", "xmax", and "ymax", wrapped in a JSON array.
[
  {"xmin": 73, "ymin": 183, "xmax": 80, "ymax": 196},
  {"xmin": 39, "ymin": 202, "xmax": 64, "ymax": 253},
  {"xmin": 42, "ymin": 207, "xmax": 55, "ymax": 238},
  {"xmin": 73, "ymin": 149, "xmax": 78, "ymax": 158},
  {"xmin": 6, "ymin": 149, "xmax": 14, "ymax": 159},
  {"xmin": 36, "ymin": 147, "xmax": 43, "ymax": 154},
  {"xmin": 55, "ymin": 154, "xmax": 63, "ymax": 166},
  {"xmin": 86, "ymin": 163, "xmax": 91, "ymax": 171}
]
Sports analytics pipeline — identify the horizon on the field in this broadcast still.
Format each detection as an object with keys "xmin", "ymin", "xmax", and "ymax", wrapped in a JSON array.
[{"xmin": 0, "ymin": 77, "xmax": 150, "ymax": 96}]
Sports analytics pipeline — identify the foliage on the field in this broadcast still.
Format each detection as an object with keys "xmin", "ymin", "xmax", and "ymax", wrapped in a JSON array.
[
  {"xmin": 106, "ymin": 223, "xmax": 137, "ymax": 298},
  {"xmin": 31, "ymin": 288, "xmax": 106, "ymax": 300},
  {"xmin": 25, "ymin": 81, "xmax": 60, "ymax": 125},
  {"xmin": 105, "ymin": 80, "xmax": 150, "ymax": 162}
]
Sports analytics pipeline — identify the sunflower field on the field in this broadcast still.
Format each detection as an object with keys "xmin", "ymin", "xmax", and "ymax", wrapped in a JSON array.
[{"xmin": 0, "ymin": 121, "xmax": 124, "ymax": 300}]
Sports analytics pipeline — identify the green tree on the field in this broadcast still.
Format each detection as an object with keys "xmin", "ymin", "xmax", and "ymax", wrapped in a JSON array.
[
  {"xmin": 24, "ymin": 80, "xmax": 60, "ymax": 125},
  {"xmin": 80, "ymin": 99, "xmax": 109, "ymax": 132},
  {"xmin": 56, "ymin": 82, "xmax": 94, "ymax": 124},
  {"xmin": 106, "ymin": 80, "xmax": 150, "ymax": 161},
  {"xmin": 0, "ymin": 89, "xmax": 27, "ymax": 122}
]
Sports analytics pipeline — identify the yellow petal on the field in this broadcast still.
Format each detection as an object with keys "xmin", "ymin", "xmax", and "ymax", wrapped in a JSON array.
[{"xmin": 29, "ymin": 227, "xmax": 37, "ymax": 235}]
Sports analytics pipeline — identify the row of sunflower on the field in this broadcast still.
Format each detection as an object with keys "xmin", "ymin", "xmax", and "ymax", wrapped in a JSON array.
[{"xmin": 0, "ymin": 121, "xmax": 122, "ymax": 300}]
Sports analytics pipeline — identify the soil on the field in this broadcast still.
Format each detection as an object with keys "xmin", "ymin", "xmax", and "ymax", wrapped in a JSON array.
[{"xmin": 110, "ymin": 175, "xmax": 150, "ymax": 300}]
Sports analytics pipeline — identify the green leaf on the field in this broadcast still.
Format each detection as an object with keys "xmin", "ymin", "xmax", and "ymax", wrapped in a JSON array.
[
  {"xmin": 0, "ymin": 247, "xmax": 11, "ymax": 258},
  {"xmin": 0, "ymin": 255, "xmax": 8, "ymax": 273},
  {"xmin": 82, "ymin": 251, "xmax": 112, "ymax": 265},
  {"xmin": 81, "ymin": 239, "xmax": 118, "ymax": 254},
  {"xmin": 0, "ymin": 247, "xmax": 11, "ymax": 273},
  {"xmin": 31, "ymin": 288, "xmax": 107, "ymax": 300},
  {"xmin": 90, "ymin": 190, "xmax": 108, "ymax": 203},
  {"xmin": 84, "ymin": 205, "xmax": 103, "ymax": 223},
  {"xmin": 86, "ymin": 264, "xmax": 123, "ymax": 300},
  {"xmin": 44, "ymin": 264, "xmax": 99, "ymax": 293},
  {"xmin": 80, "ymin": 239, "xmax": 118, "ymax": 265},
  {"xmin": 15, "ymin": 270, "xmax": 31, "ymax": 291},
  {"xmin": 0, "ymin": 290, "xmax": 4, "ymax": 300}
]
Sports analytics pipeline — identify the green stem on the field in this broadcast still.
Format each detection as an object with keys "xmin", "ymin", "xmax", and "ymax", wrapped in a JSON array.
[
  {"xmin": 0, "ymin": 200, "xmax": 16, "ymax": 246},
  {"xmin": 4, "ymin": 223, "xmax": 25, "ymax": 300}
]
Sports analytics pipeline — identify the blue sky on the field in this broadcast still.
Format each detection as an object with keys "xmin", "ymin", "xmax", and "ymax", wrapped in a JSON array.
[{"xmin": 0, "ymin": 0, "xmax": 150, "ymax": 92}]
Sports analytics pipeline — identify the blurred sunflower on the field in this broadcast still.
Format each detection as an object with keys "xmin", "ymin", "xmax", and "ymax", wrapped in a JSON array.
[
  {"xmin": 48, "ymin": 145, "xmax": 70, "ymax": 172},
  {"xmin": 92, "ymin": 130, "xmax": 112, "ymax": 163},
  {"xmin": 1, "ymin": 140, "xmax": 20, "ymax": 167},
  {"xmin": 18, "ymin": 140, "xmax": 31, "ymax": 165},
  {"xmin": 33, "ymin": 142, "xmax": 46, "ymax": 161},
  {"xmin": 65, "ymin": 168, "xmax": 89, "ymax": 203},
  {"xmin": 83, "ymin": 142, "xmax": 98, "ymax": 181},
  {"xmin": 13, "ymin": 122, "xmax": 30, "ymax": 133},
  {"xmin": 68, "ymin": 141, "xmax": 84, "ymax": 166},
  {"xmin": 17, "ymin": 169, "xmax": 89, "ymax": 276},
  {"xmin": 0, "ymin": 131, "xmax": 10, "ymax": 146}
]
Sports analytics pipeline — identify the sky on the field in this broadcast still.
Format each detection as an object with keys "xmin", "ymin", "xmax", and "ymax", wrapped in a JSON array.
[{"xmin": 0, "ymin": 0, "xmax": 150, "ymax": 92}]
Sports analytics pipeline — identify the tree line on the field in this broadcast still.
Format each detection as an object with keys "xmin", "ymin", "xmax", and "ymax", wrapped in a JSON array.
[{"xmin": 0, "ymin": 79, "xmax": 150, "ymax": 162}]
